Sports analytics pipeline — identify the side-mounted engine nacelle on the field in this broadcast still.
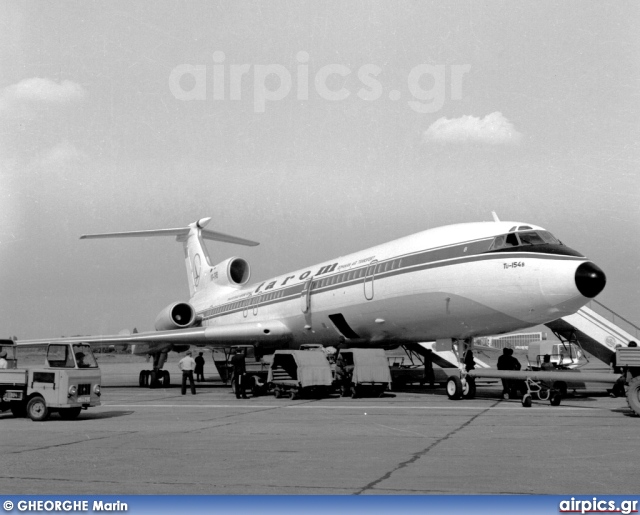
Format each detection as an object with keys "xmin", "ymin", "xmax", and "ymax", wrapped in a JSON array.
[
  {"xmin": 155, "ymin": 302, "xmax": 198, "ymax": 331},
  {"xmin": 211, "ymin": 257, "xmax": 251, "ymax": 288}
]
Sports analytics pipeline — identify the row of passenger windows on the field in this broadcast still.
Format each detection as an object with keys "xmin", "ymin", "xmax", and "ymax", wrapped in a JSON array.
[
  {"xmin": 201, "ymin": 258, "xmax": 405, "ymax": 318},
  {"xmin": 202, "ymin": 290, "xmax": 288, "ymax": 318},
  {"xmin": 312, "ymin": 258, "xmax": 403, "ymax": 289}
]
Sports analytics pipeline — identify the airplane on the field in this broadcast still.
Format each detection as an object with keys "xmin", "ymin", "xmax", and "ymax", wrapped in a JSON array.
[{"xmin": 16, "ymin": 215, "xmax": 606, "ymax": 392}]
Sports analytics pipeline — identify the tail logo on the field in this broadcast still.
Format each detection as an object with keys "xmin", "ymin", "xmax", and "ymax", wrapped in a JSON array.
[{"xmin": 193, "ymin": 254, "xmax": 202, "ymax": 286}]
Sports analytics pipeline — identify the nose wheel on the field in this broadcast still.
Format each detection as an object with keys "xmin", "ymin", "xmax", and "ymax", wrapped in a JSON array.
[{"xmin": 446, "ymin": 376, "xmax": 476, "ymax": 400}]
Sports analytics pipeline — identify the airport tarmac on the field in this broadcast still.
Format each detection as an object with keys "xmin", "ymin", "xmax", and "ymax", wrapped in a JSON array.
[{"xmin": 1, "ymin": 358, "xmax": 638, "ymax": 495}]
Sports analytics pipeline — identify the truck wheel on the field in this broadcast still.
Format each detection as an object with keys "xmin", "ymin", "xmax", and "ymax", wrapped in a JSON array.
[
  {"xmin": 627, "ymin": 377, "xmax": 640, "ymax": 416},
  {"xmin": 27, "ymin": 397, "xmax": 49, "ymax": 422},
  {"xmin": 550, "ymin": 392, "xmax": 562, "ymax": 406},
  {"xmin": 59, "ymin": 408, "xmax": 82, "ymax": 420},
  {"xmin": 446, "ymin": 376, "xmax": 463, "ymax": 400},
  {"xmin": 522, "ymin": 394, "xmax": 532, "ymax": 408}
]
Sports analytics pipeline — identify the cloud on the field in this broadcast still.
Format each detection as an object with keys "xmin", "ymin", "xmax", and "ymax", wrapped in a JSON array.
[
  {"xmin": 423, "ymin": 112, "xmax": 523, "ymax": 145},
  {"xmin": 0, "ymin": 78, "xmax": 86, "ymax": 116}
]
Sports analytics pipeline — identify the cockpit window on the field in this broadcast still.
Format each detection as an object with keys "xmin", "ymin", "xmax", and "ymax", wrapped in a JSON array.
[
  {"xmin": 536, "ymin": 231, "xmax": 560, "ymax": 244},
  {"xmin": 505, "ymin": 233, "xmax": 519, "ymax": 247},
  {"xmin": 492, "ymin": 235, "xmax": 505, "ymax": 249},
  {"xmin": 518, "ymin": 231, "xmax": 546, "ymax": 245},
  {"xmin": 489, "ymin": 230, "xmax": 562, "ymax": 250}
]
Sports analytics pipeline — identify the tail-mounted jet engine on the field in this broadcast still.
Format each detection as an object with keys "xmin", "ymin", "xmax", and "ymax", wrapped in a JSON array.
[
  {"xmin": 211, "ymin": 257, "xmax": 251, "ymax": 288},
  {"xmin": 154, "ymin": 302, "xmax": 198, "ymax": 331}
]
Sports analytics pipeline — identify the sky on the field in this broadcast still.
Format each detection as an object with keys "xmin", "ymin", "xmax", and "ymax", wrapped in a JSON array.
[{"xmin": 1, "ymin": 1, "xmax": 638, "ymax": 339}]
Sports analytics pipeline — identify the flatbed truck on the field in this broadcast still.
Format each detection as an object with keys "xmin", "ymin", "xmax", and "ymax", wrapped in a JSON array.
[{"xmin": 0, "ymin": 341, "xmax": 101, "ymax": 421}]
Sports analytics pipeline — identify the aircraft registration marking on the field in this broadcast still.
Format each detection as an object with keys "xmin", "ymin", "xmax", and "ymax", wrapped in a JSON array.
[{"xmin": 503, "ymin": 261, "xmax": 525, "ymax": 269}]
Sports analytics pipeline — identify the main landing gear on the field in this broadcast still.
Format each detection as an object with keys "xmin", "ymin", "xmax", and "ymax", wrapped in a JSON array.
[
  {"xmin": 139, "ymin": 369, "xmax": 171, "ymax": 388},
  {"xmin": 138, "ymin": 352, "xmax": 171, "ymax": 388}
]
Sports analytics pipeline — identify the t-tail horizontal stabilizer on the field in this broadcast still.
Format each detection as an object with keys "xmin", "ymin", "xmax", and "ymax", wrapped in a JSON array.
[
  {"xmin": 80, "ymin": 217, "xmax": 259, "ymax": 247},
  {"xmin": 80, "ymin": 217, "xmax": 259, "ymax": 296}
]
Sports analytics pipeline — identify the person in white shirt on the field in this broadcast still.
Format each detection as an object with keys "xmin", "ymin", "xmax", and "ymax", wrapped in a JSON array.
[
  {"xmin": 179, "ymin": 351, "xmax": 196, "ymax": 395},
  {"xmin": 0, "ymin": 350, "xmax": 7, "ymax": 369}
]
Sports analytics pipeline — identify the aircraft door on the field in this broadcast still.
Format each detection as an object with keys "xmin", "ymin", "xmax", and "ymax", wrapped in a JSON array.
[
  {"xmin": 301, "ymin": 278, "xmax": 313, "ymax": 313},
  {"xmin": 364, "ymin": 260, "xmax": 377, "ymax": 300}
]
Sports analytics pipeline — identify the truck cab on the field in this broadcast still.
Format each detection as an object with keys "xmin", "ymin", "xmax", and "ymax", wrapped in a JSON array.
[{"xmin": 0, "ymin": 341, "xmax": 102, "ymax": 421}]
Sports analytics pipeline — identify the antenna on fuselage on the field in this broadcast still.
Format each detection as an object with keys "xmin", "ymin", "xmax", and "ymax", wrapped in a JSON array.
[{"xmin": 491, "ymin": 211, "xmax": 500, "ymax": 222}]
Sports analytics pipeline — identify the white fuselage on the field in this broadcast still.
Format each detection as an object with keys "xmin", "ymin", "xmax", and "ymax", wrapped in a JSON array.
[{"xmin": 188, "ymin": 221, "xmax": 601, "ymax": 349}]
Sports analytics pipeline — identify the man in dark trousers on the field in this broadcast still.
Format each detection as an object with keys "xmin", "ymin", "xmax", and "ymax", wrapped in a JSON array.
[
  {"xmin": 195, "ymin": 351, "xmax": 205, "ymax": 382},
  {"xmin": 497, "ymin": 347, "xmax": 521, "ymax": 399},
  {"xmin": 230, "ymin": 348, "xmax": 248, "ymax": 399},
  {"xmin": 179, "ymin": 351, "xmax": 196, "ymax": 395}
]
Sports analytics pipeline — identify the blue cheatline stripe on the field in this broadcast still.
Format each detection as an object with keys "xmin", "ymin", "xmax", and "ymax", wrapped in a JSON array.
[
  {"xmin": 2, "ymin": 495, "xmax": 636, "ymax": 514},
  {"xmin": 198, "ymin": 240, "xmax": 585, "ymax": 321}
]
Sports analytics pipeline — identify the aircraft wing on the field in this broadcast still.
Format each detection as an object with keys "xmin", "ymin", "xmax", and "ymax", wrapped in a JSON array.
[{"xmin": 15, "ymin": 320, "xmax": 293, "ymax": 350}]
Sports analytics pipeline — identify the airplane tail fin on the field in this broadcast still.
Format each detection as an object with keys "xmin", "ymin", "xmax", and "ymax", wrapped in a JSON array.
[{"xmin": 80, "ymin": 217, "xmax": 259, "ymax": 297}]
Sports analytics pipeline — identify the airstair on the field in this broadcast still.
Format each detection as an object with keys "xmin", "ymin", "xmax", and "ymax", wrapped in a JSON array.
[
  {"xmin": 403, "ymin": 342, "xmax": 494, "ymax": 369},
  {"xmin": 545, "ymin": 300, "xmax": 640, "ymax": 365}
]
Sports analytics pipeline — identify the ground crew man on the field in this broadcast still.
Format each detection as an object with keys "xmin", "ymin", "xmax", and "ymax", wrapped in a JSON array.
[
  {"xmin": 231, "ymin": 348, "xmax": 248, "ymax": 399},
  {"xmin": 195, "ymin": 351, "xmax": 205, "ymax": 382},
  {"xmin": 179, "ymin": 351, "xmax": 196, "ymax": 395}
]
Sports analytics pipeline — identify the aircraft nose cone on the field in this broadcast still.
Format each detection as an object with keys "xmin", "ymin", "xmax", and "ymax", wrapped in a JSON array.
[{"xmin": 575, "ymin": 262, "xmax": 606, "ymax": 298}]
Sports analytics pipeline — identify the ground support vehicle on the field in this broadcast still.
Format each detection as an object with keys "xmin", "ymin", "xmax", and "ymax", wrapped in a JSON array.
[
  {"xmin": 0, "ymin": 342, "xmax": 101, "ymax": 421},
  {"xmin": 617, "ymin": 347, "xmax": 640, "ymax": 416},
  {"xmin": 336, "ymin": 349, "xmax": 392, "ymax": 398},
  {"xmin": 268, "ymin": 350, "xmax": 333, "ymax": 399}
]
